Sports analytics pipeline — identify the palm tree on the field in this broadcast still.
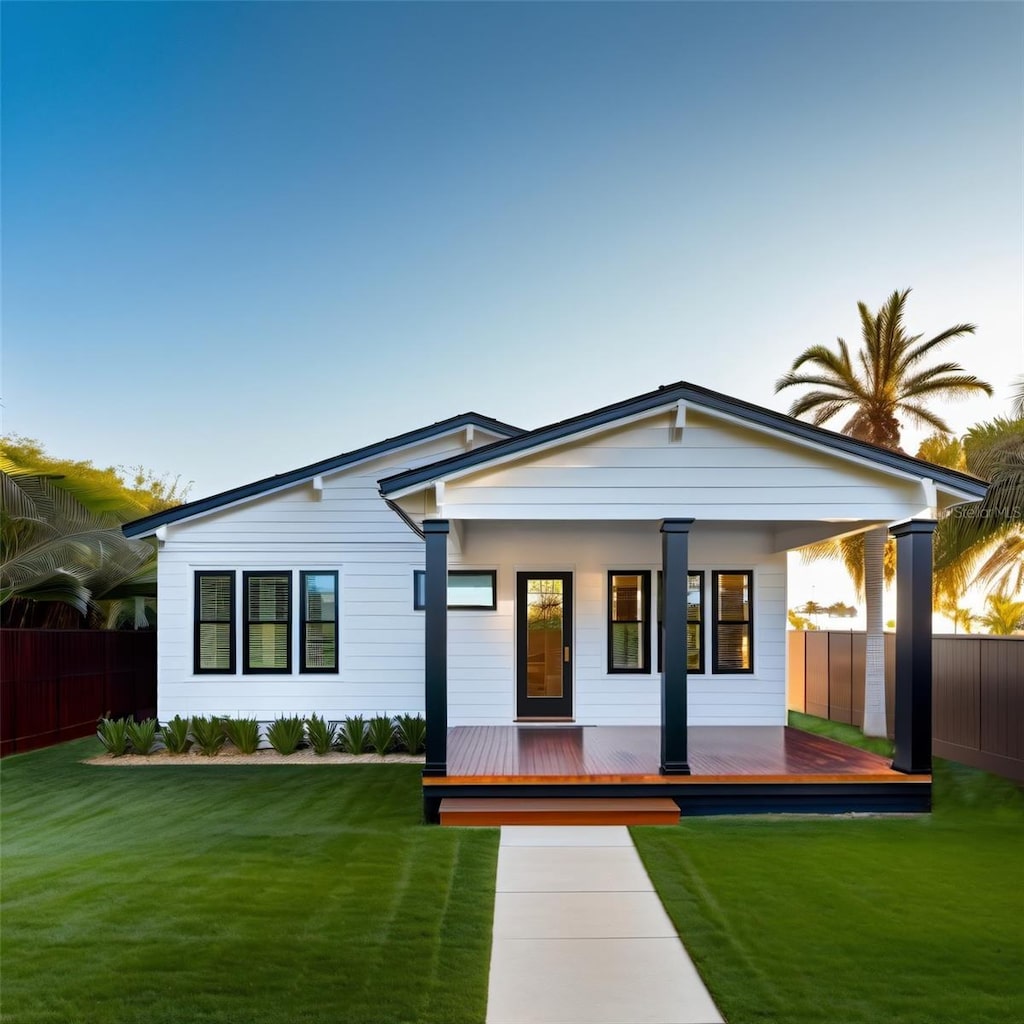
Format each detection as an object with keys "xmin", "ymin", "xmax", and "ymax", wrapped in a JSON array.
[
  {"xmin": 0, "ymin": 467, "xmax": 156, "ymax": 627},
  {"xmin": 975, "ymin": 590, "xmax": 1024, "ymax": 635},
  {"xmin": 776, "ymin": 288, "xmax": 992, "ymax": 736},
  {"xmin": 933, "ymin": 415, "xmax": 1024, "ymax": 597}
]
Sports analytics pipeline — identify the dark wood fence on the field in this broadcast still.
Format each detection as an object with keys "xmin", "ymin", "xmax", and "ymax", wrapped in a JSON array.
[
  {"xmin": 1, "ymin": 629, "xmax": 157, "ymax": 757},
  {"xmin": 788, "ymin": 631, "xmax": 1024, "ymax": 782}
]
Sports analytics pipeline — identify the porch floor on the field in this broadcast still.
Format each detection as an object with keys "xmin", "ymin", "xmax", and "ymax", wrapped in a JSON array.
[
  {"xmin": 444, "ymin": 725, "xmax": 906, "ymax": 783},
  {"xmin": 423, "ymin": 726, "xmax": 930, "ymax": 818}
]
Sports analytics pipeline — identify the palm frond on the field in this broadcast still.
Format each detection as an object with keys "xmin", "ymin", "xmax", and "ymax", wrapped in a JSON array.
[
  {"xmin": 895, "ymin": 401, "xmax": 952, "ymax": 434},
  {"xmin": 897, "ymin": 322, "xmax": 978, "ymax": 373}
]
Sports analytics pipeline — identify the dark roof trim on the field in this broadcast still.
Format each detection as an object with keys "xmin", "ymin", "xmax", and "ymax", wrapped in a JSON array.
[
  {"xmin": 378, "ymin": 381, "xmax": 988, "ymax": 499},
  {"xmin": 123, "ymin": 412, "xmax": 522, "ymax": 537}
]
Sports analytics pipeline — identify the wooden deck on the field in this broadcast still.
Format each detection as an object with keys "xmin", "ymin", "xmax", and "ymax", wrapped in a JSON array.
[{"xmin": 422, "ymin": 726, "xmax": 931, "ymax": 820}]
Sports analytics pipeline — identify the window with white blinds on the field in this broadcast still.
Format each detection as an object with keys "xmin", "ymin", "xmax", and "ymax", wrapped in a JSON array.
[
  {"xmin": 712, "ymin": 571, "xmax": 753, "ymax": 674},
  {"xmin": 300, "ymin": 571, "xmax": 338, "ymax": 673},
  {"xmin": 608, "ymin": 572, "xmax": 651, "ymax": 673},
  {"xmin": 194, "ymin": 572, "xmax": 236, "ymax": 674},
  {"xmin": 243, "ymin": 572, "xmax": 292, "ymax": 674},
  {"xmin": 657, "ymin": 570, "xmax": 705, "ymax": 675}
]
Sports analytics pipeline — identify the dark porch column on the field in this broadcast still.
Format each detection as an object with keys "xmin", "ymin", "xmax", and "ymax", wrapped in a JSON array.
[
  {"xmin": 661, "ymin": 518, "xmax": 695, "ymax": 775},
  {"xmin": 890, "ymin": 519, "xmax": 937, "ymax": 775},
  {"xmin": 423, "ymin": 520, "xmax": 449, "ymax": 777}
]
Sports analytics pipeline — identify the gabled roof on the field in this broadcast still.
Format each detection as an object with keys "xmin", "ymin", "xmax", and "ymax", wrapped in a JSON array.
[
  {"xmin": 122, "ymin": 412, "xmax": 523, "ymax": 538},
  {"xmin": 377, "ymin": 380, "xmax": 988, "ymax": 500}
]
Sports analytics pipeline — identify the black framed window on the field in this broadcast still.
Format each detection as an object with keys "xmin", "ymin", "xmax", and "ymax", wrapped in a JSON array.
[
  {"xmin": 194, "ymin": 572, "xmax": 235, "ymax": 674},
  {"xmin": 608, "ymin": 572, "xmax": 651, "ymax": 673},
  {"xmin": 657, "ymin": 570, "xmax": 705, "ymax": 675},
  {"xmin": 712, "ymin": 570, "xmax": 753, "ymax": 673},
  {"xmin": 413, "ymin": 569, "xmax": 497, "ymax": 610},
  {"xmin": 243, "ymin": 572, "xmax": 292, "ymax": 673},
  {"xmin": 300, "ymin": 571, "xmax": 338, "ymax": 673}
]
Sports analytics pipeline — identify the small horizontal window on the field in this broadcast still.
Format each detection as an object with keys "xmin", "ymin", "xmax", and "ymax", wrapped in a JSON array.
[{"xmin": 414, "ymin": 570, "xmax": 497, "ymax": 610}]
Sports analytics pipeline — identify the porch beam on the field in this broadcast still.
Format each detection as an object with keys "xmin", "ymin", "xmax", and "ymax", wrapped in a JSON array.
[
  {"xmin": 423, "ymin": 520, "xmax": 449, "ymax": 776},
  {"xmin": 660, "ymin": 518, "xmax": 695, "ymax": 775},
  {"xmin": 890, "ymin": 519, "xmax": 936, "ymax": 775}
]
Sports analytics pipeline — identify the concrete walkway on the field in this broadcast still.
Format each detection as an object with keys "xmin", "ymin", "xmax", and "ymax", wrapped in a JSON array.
[{"xmin": 486, "ymin": 826, "xmax": 725, "ymax": 1024}]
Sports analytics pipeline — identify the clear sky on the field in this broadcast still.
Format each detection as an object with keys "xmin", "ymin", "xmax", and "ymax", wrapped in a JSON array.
[{"xmin": 4, "ymin": 1, "xmax": 1022, "ymax": 505}]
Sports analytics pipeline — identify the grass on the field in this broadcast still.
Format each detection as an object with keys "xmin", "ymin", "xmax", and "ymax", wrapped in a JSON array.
[
  {"xmin": 0, "ymin": 739, "xmax": 498, "ymax": 1024},
  {"xmin": 632, "ymin": 713, "xmax": 1024, "ymax": 1024}
]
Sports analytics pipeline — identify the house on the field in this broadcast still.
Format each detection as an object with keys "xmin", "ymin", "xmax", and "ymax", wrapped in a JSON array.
[{"xmin": 123, "ymin": 381, "xmax": 987, "ymax": 821}]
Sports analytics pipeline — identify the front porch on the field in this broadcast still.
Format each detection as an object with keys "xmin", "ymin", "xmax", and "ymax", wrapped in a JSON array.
[{"xmin": 423, "ymin": 725, "xmax": 931, "ymax": 821}]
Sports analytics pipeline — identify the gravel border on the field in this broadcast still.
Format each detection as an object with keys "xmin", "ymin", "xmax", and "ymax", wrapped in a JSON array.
[{"xmin": 86, "ymin": 748, "xmax": 426, "ymax": 766}]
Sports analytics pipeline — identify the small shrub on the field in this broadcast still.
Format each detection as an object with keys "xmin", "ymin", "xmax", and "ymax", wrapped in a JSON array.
[
  {"xmin": 97, "ymin": 717, "xmax": 131, "ymax": 757},
  {"xmin": 190, "ymin": 716, "xmax": 226, "ymax": 756},
  {"xmin": 395, "ymin": 713, "xmax": 426, "ymax": 754},
  {"xmin": 126, "ymin": 717, "xmax": 158, "ymax": 755},
  {"xmin": 340, "ymin": 715, "xmax": 368, "ymax": 755},
  {"xmin": 368, "ymin": 714, "xmax": 395, "ymax": 756},
  {"xmin": 306, "ymin": 714, "xmax": 337, "ymax": 756},
  {"xmin": 223, "ymin": 716, "xmax": 261, "ymax": 754},
  {"xmin": 266, "ymin": 715, "xmax": 305, "ymax": 755},
  {"xmin": 161, "ymin": 715, "xmax": 192, "ymax": 754}
]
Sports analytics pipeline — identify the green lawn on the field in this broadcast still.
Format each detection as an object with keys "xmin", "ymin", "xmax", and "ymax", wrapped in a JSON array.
[
  {"xmin": 0, "ymin": 740, "xmax": 498, "ymax": 1024},
  {"xmin": 633, "ymin": 714, "xmax": 1024, "ymax": 1024},
  {"xmin": 5, "ymin": 725, "xmax": 1023, "ymax": 1024}
]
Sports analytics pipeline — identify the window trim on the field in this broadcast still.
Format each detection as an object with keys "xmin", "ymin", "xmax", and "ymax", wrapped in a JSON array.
[
  {"xmin": 413, "ymin": 569, "xmax": 497, "ymax": 611},
  {"xmin": 657, "ymin": 570, "xmax": 705, "ymax": 676},
  {"xmin": 711, "ymin": 570, "xmax": 754, "ymax": 675},
  {"xmin": 299, "ymin": 570, "xmax": 339, "ymax": 675},
  {"xmin": 194, "ymin": 571, "xmax": 236, "ymax": 675},
  {"xmin": 242, "ymin": 571, "xmax": 293, "ymax": 675},
  {"xmin": 607, "ymin": 570, "xmax": 652, "ymax": 674}
]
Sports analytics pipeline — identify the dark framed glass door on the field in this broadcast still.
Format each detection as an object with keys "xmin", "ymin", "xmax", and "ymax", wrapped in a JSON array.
[{"xmin": 516, "ymin": 572, "xmax": 573, "ymax": 719}]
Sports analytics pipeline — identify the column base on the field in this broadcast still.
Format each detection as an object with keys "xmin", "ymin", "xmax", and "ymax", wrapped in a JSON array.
[
  {"xmin": 660, "ymin": 760, "xmax": 691, "ymax": 776},
  {"xmin": 422, "ymin": 763, "xmax": 448, "ymax": 777},
  {"xmin": 891, "ymin": 757, "xmax": 931, "ymax": 776}
]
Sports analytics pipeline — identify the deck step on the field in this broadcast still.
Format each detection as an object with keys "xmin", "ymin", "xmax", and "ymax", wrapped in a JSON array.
[{"xmin": 438, "ymin": 797, "xmax": 680, "ymax": 827}]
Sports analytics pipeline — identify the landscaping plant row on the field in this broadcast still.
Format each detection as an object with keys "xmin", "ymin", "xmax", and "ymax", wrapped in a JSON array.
[{"xmin": 96, "ymin": 713, "xmax": 426, "ymax": 758}]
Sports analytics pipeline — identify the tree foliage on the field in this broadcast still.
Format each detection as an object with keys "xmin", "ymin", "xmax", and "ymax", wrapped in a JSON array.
[
  {"xmin": 0, "ymin": 437, "xmax": 189, "ymax": 628},
  {"xmin": 777, "ymin": 288, "xmax": 991, "ymax": 737},
  {"xmin": 930, "ymin": 416, "xmax": 1024, "ymax": 598}
]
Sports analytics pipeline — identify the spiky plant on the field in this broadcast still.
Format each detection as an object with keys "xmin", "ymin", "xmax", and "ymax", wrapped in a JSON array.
[
  {"xmin": 368, "ymin": 715, "xmax": 395, "ymax": 756},
  {"xmin": 126, "ymin": 717, "xmax": 158, "ymax": 755},
  {"xmin": 223, "ymin": 717, "xmax": 261, "ymax": 754},
  {"xmin": 395, "ymin": 713, "xmax": 426, "ymax": 754},
  {"xmin": 160, "ymin": 715, "xmax": 192, "ymax": 754},
  {"xmin": 97, "ymin": 717, "xmax": 131, "ymax": 757},
  {"xmin": 190, "ymin": 716, "xmax": 226, "ymax": 757},
  {"xmin": 339, "ymin": 715, "xmax": 368, "ymax": 755},
  {"xmin": 305, "ymin": 714, "xmax": 337, "ymax": 756},
  {"xmin": 266, "ymin": 716, "xmax": 305, "ymax": 755}
]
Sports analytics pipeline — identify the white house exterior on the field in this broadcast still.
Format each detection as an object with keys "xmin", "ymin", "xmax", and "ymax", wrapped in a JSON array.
[{"xmin": 124, "ymin": 383, "xmax": 986, "ymax": 746}]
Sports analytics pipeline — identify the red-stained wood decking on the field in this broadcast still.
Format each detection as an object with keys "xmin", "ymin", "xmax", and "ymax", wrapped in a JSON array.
[
  {"xmin": 438, "ymin": 796, "xmax": 681, "ymax": 826},
  {"xmin": 428, "ymin": 725, "xmax": 918, "ymax": 786}
]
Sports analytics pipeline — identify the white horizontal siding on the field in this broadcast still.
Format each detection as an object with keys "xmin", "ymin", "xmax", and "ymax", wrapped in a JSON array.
[
  {"xmin": 433, "ymin": 412, "xmax": 928, "ymax": 523},
  {"xmin": 155, "ymin": 421, "xmax": 796, "ymax": 727}
]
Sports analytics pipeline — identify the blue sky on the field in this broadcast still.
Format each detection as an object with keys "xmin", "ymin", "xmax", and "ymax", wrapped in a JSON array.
[{"xmin": 4, "ymin": 1, "xmax": 1022, "ymax": 502}]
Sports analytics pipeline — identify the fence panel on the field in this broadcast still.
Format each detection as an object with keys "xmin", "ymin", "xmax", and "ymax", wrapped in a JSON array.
[
  {"xmin": 788, "ymin": 631, "xmax": 1023, "ymax": 782},
  {"xmin": 1, "ymin": 630, "xmax": 157, "ymax": 757}
]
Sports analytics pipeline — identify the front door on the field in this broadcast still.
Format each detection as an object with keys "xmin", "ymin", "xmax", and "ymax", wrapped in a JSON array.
[{"xmin": 516, "ymin": 572, "xmax": 573, "ymax": 719}]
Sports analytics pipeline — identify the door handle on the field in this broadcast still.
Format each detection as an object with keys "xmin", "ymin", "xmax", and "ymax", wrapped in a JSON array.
[{"xmin": 564, "ymin": 646, "xmax": 570, "ymax": 663}]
